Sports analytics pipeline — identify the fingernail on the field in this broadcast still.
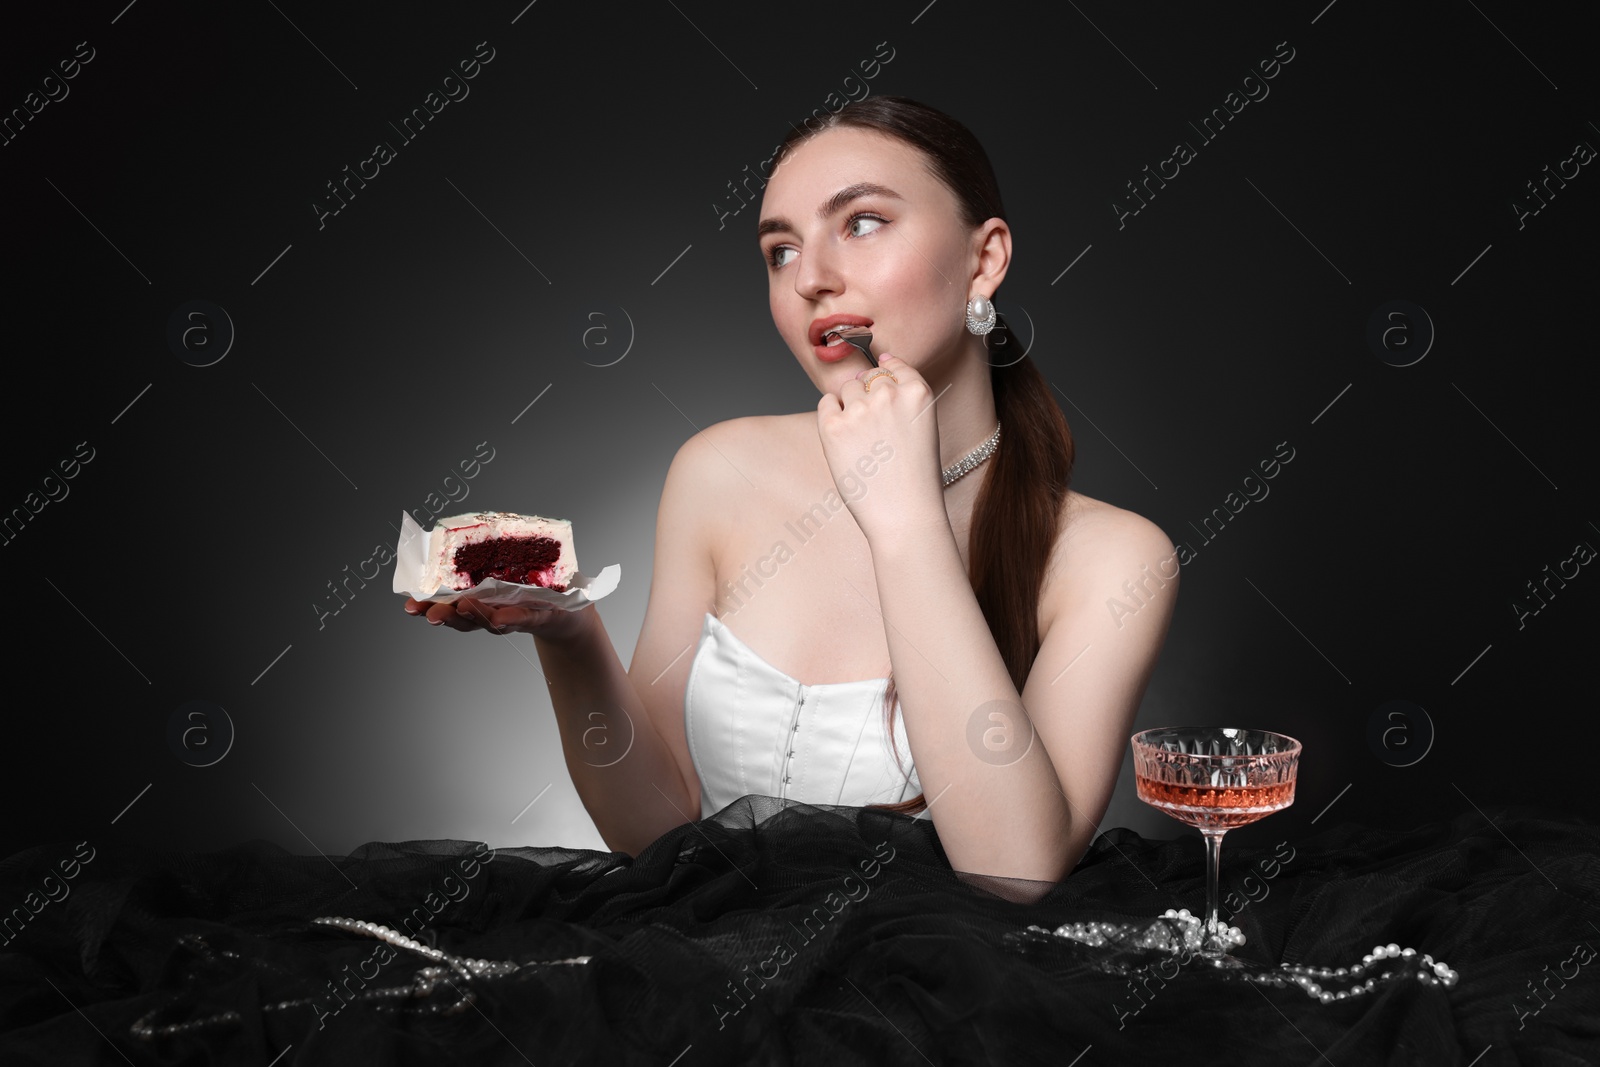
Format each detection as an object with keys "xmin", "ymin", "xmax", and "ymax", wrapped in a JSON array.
[{"xmin": 428, "ymin": 617, "xmax": 443, "ymax": 625}]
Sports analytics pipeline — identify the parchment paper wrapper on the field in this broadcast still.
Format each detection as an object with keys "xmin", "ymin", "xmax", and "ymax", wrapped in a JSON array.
[{"xmin": 391, "ymin": 511, "xmax": 620, "ymax": 610}]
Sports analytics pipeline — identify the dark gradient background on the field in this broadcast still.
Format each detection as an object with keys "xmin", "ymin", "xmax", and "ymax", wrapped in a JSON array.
[{"xmin": 2, "ymin": 1, "xmax": 1594, "ymax": 865}]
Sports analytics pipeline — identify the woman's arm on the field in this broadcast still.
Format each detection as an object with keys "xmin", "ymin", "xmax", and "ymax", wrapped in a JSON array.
[
  {"xmin": 531, "ymin": 603, "xmax": 695, "ymax": 855},
  {"xmin": 867, "ymin": 511, "xmax": 1071, "ymax": 883},
  {"xmin": 541, "ymin": 427, "xmax": 733, "ymax": 852},
  {"xmin": 1020, "ymin": 508, "xmax": 1179, "ymax": 872},
  {"xmin": 817, "ymin": 356, "xmax": 1177, "ymax": 883},
  {"xmin": 872, "ymin": 505, "xmax": 1177, "ymax": 883},
  {"xmin": 537, "ymin": 428, "xmax": 732, "ymax": 854},
  {"xmin": 413, "ymin": 430, "xmax": 725, "ymax": 856}
]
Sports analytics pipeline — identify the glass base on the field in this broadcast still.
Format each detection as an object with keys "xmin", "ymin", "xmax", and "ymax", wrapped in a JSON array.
[{"xmin": 1195, "ymin": 951, "xmax": 1249, "ymax": 970}]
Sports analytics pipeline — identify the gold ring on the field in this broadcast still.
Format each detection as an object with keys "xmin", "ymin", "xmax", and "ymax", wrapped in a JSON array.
[{"xmin": 861, "ymin": 369, "xmax": 898, "ymax": 391}]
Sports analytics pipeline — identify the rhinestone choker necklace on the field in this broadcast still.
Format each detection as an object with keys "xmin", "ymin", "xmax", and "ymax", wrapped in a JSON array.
[{"xmin": 943, "ymin": 423, "xmax": 1001, "ymax": 487}]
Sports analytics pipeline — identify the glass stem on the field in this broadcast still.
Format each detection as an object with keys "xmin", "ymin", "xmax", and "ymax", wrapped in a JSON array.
[{"xmin": 1200, "ymin": 829, "xmax": 1228, "ymax": 958}]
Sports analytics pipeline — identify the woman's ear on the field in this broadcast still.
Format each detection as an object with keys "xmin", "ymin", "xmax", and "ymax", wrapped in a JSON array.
[{"xmin": 973, "ymin": 218, "xmax": 1012, "ymax": 293}]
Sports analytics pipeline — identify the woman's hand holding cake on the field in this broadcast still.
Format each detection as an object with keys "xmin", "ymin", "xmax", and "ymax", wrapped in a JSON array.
[{"xmin": 404, "ymin": 594, "xmax": 592, "ymax": 640}]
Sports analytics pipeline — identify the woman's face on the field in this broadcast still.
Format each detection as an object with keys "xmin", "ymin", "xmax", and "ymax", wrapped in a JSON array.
[{"xmin": 757, "ymin": 126, "xmax": 994, "ymax": 394}]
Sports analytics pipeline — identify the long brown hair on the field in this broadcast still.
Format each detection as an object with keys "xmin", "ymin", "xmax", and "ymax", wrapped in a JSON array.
[{"xmin": 769, "ymin": 97, "xmax": 1075, "ymax": 814}]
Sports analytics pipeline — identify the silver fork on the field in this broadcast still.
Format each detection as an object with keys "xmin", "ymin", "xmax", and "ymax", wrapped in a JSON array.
[{"xmin": 821, "ymin": 326, "xmax": 877, "ymax": 368}]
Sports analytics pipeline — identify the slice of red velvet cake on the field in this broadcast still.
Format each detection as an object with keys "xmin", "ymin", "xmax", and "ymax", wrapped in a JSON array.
[{"xmin": 423, "ymin": 512, "xmax": 578, "ymax": 593}]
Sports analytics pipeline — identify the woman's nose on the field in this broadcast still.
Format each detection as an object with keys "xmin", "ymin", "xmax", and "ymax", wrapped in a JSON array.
[{"xmin": 794, "ymin": 239, "xmax": 842, "ymax": 299}]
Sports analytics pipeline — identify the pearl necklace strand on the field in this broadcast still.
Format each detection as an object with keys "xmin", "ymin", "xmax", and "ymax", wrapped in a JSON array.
[
  {"xmin": 1022, "ymin": 909, "xmax": 1459, "ymax": 1003},
  {"xmin": 943, "ymin": 423, "xmax": 1001, "ymax": 487},
  {"xmin": 130, "ymin": 918, "xmax": 590, "ymax": 1041},
  {"xmin": 132, "ymin": 906, "xmax": 1458, "ymax": 1040}
]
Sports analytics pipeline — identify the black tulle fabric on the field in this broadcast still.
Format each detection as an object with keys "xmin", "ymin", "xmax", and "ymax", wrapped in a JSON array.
[{"xmin": 2, "ymin": 797, "xmax": 1598, "ymax": 1065}]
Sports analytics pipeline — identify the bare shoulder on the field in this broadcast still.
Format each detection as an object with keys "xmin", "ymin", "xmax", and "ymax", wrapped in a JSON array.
[
  {"xmin": 665, "ymin": 414, "xmax": 816, "ymax": 543},
  {"xmin": 672, "ymin": 413, "xmax": 809, "ymax": 481},
  {"xmin": 1043, "ymin": 492, "xmax": 1180, "ymax": 614},
  {"xmin": 1055, "ymin": 491, "xmax": 1176, "ymax": 559}
]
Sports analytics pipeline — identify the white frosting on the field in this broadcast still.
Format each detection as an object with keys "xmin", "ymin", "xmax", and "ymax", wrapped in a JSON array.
[{"xmin": 423, "ymin": 511, "xmax": 577, "ymax": 592}]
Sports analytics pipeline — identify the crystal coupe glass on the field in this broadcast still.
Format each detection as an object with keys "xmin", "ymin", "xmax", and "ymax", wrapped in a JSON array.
[{"xmin": 1131, "ymin": 727, "xmax": 1302, "ymax": 967}]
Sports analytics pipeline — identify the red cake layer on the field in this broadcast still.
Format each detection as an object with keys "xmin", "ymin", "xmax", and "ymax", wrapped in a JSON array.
[{"xmin": 452, "ymin": 536, "xmax": 567, "ymax": 591}]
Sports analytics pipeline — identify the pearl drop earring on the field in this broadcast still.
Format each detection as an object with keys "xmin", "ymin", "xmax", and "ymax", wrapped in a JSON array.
[{"xmin": 966, "ymin": 295, "xmax": 996, "ymax": 335}]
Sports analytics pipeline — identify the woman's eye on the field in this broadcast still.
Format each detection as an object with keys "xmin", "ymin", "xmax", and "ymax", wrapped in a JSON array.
[
  {"xmin": 848, "ymin": 213, "xmax": 886, "ymax": 237},
  {"xmin": 766, "ymin": 215, "xmax": 886, "ymax": 269}
]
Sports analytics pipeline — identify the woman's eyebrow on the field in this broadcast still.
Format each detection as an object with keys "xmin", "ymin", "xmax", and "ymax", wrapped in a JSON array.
[{"xmin": 757, "ymin": 182, "xmax": 904, "ymax": 239}]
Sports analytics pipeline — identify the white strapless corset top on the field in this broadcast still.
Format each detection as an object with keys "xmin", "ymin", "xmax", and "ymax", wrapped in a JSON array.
[{"xmin": 684, "ymin": 612, "xmax": 926, "ymax": 820}]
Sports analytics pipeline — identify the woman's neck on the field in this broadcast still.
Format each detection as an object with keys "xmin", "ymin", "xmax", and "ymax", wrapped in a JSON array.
[{"xmin": 923, "ymin": 334, "xmax": 1001, "ymax": 475}]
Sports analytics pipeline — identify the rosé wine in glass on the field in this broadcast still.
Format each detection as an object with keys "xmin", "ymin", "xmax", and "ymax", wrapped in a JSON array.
[{"xmin": 1131, "ymin": 727, "xmax": 1302, "ymax": 965}]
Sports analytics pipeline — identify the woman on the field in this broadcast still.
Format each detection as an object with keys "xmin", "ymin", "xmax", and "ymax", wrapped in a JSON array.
[{"xmin": 407, "ymin": 96, "xmax": 1179, "ymax": 884}]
